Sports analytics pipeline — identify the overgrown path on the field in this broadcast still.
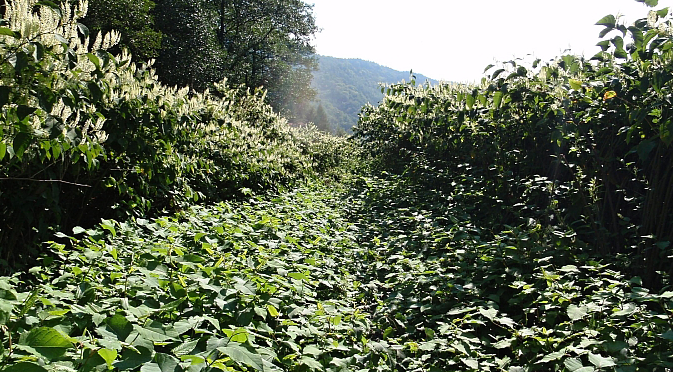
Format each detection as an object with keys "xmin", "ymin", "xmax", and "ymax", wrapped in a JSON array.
[{"xmin": 1, "ymin": 176, "xmax": 672, "ymax": 372}]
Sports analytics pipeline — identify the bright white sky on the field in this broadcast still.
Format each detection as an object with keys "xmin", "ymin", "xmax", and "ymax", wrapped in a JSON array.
[{"xmin": 308, "ymin": 0, "xmax": 672, "ymax": 83}]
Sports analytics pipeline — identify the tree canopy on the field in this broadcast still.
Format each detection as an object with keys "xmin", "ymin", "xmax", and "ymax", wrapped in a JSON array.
[
  {"xmin": 79, "ymin": 0, "xmax": 318, "ymax": 113},
  {"xmin": 81, "ymin": 0, "xmax": 162, "ymax": 61}
]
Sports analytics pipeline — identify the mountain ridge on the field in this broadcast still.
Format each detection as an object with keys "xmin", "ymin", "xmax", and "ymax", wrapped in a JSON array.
[{"xmin": 294, "ymin": 55, "xmax": 440, "ymax": 133}]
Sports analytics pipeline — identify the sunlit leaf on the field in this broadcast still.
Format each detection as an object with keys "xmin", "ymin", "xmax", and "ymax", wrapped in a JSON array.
[
  {"xmin": 567, "ymin": 304, "xmax": 588, "ymax": 321},
  {"xmin": 588, "ymin": 353, "xmax": 616, "ymax": 368}
]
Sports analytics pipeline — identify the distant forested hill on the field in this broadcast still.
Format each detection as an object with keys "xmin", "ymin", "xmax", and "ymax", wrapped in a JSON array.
[{"xmin": 291, "ymin": 55, "xmax": 440, "ymax": 134}]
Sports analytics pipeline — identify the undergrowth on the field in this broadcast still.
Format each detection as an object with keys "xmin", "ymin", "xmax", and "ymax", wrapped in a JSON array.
[{"xmin": 0, "ymin": 175, "xmax": 671, "ymax": 371}]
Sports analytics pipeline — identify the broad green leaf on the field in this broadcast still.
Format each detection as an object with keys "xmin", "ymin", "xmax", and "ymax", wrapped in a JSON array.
[
  {"xmin": 12, "ymin": 132, "xmax": 31, "ymax": 160},
  {"xmin": 493, "ymin": 91, "xmax": 503, "ymax": 109},
  {"xmin": 217, "ymin": 344, "xmax": 264, "ymax": 371},
  {"xmin": 303, "ymin": 344, "xmax": 322, "ymax": 356},
  {"xmin": 478, "ymin": 307, "xmax": 498, "ymax": 321},
  {"xmin": 25, "ymin": 327, "xmax": 74, "ymax": 348},
  {"xmin": 234, "ymin": 278, "xmax": 257, "ymax": 294},
  {"xmin": 100, "ymin": 220, "xmax": 117, "ymax": 237},
  {"xmin": 223, "ymin": 328, "xmax": 248, "ymax": 343},
  {"xmin": 98, "ymin": 348, "xmax": 118, "ymax": 368},
  {"xmin": 17, "ymin": 288, "xmax": 39, "ymax": 319},
  {"xmin": 567, "ymin": 304, "xmax": 588, "ymax": 321},
  {"xmin": 509, "ymin": 367, "xmax": 527, "ymax": 372},
  {"xmin": 140, "ymin": 364, "xmax": 162, "ymax": 372},
  {"xmin": 564, "ymin": 358, "xmax": 585, "ymax": 371},
  {"xmin": 155, "ymin": 353, "xmax": 182, "ymax": 372},
  {"xmin": 559, "ymin": 265, "xmax": 579, "ymax": 273},
  {"xmin": 466, "ymin": 94, "xmax": 475, "ymax": 109},
  {"xmin": 24, "ymin": 327, "xmax": 74, "ymax": 360},
  {"xmin": 493, "ymin": 338, "xmax": 513, "ymax": 349},
  {"xmin": 596, "ymin": 40, "xmax": 611, "ymax": 51},
  {"xmin": 161, "ymin": 297, "xmax": 186, "ymax": 312},
  {"xmin": 461, "ymin": 358, "xmax": 479, "ymax": 369},
  {"xmin": 73, "ymin": 226, "xmax": 86, "ymax": 234},
  {"xmin": 107, "ymin": 314, "xmax": 133, "ymax": 341},
  {"xmin": 180, "ymin": 355, "xmax": 205, "ymax": 365},
  {"xmin": 183, "ymin": 254, "xmax": 205, "ymax": 263},
  {"xmin": 491, "ymin": 68, "xmax": 506, "ymax": 80},
  {"xmin": 135, "ymin": 321, "xmax": 177, "ymax": 342},
  {"xmin": 614, "ymin": 48, "xmax": 628, "ymax": 59},
  {"xmin": 299, "ymin": 355, "xmax": 323, "ymax": 370},
  {"xmin": 636, "ymin": 139, "xmax": 656, "ymax": 161},
  {"xmin": 77, "ymin": 22, "xmax": 89, "ymax": 37},
  {"xmin": 588, "ymin": 353, "xmax": 616, "ymax": 368},
  {"xmin": 537, "ymin": 349, "xmax": 566, "ymax": 363},
  {"xmin": 114, "ymin": 346, "xmax": 153, "ymax": 370},
  {"xmin": 0, "ymin": 302, "xmax": 11, "ymax": 325},
  {"xmin": 596, "ymin": 15, "xmax": 616, "ymax": 28},
  {"xmin": 611, "ymin": 36, "xmax": 624, "ymax": 50},
  {"xmin": 172, "ymin": 340, "xmax": 199, "ymax": 357},
  {"xmin": 331, "ymin": 314, "xmax": 342, "ymax": 325},
  {"xmin": 0, "ymin": 27, "xmax": 17, "ymax": 37}
]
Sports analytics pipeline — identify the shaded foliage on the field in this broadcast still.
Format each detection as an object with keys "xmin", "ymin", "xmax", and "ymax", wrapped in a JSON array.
[
  {"xmin": 80, "ymin": 0, "xmax": 162, "ymax": 61},
  {"xmin": 154, "ymin": 0, "xmax": 224, "ymax": 91}
]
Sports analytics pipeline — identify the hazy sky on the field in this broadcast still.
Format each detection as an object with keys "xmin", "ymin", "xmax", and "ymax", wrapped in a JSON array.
[{"xmin": 308, "ymin": 0, "xmax": 672, "ymax": 83}]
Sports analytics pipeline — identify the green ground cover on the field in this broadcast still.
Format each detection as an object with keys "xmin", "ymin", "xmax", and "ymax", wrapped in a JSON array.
[
  {"xmin": 2, "ymin": 0, "xmax": 673, "ymax": 370},
  {"xmin": 1, "ymin": 175, "xmax": 671, "ymax": 371}
]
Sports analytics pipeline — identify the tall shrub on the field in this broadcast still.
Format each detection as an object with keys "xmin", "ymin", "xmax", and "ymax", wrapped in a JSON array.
[
  {"xmin": 0, "ymin": 0, "xmax": 333, "ymax": 271},
  {"xmin": 354, "ymin": 4, "xmax": 673, "ymax": 287}
]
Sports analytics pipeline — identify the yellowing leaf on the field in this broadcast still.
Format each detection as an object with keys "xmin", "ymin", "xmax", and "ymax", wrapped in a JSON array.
[
  {"xmin": 180, "ymin": 355, "xmax": 205, "ymax": 365},
  {"xmin": 97, "ymin": 348, "xmax": 117, "ymax": 367},
  {"xmin": 569, "ymin": 79, "xmax": 583, "ymax": 91},
  {"xmin": 603, "ymin": 90, "xmax": 617, "ymax": 100},
  {"xmin": 267, "ymin": 304, "xmax": 279, "ymax": 317}
]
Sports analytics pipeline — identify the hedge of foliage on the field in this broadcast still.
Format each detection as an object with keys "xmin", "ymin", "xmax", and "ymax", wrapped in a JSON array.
[
  {"xmin": 0, "ymin": 0, "xmax": 354, "ymax": 270},
  {"xmin": 354, "ymin": 4, "xmax": 673, "ymax": 288}
]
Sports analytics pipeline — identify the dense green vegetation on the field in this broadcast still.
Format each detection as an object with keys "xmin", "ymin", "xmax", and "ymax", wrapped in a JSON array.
[
  {"xmin": 355, "ymin": 5, "xmax": 673, "ymax": 288},
  {"xmin": 2, "ymin": 176, "xmax": 671, "ymax": 371},
  {"xmin": 293, "ymin": 56, "xmax": 438, "ymax": 134},
  {"xmin": 2, "ymin": 0, "xmax": 673, "ymax": 371},
  {"xmin": 79, "ymin": 0, "xmax": 318, "ymax": 114},
  {"xmin": 0, "ymin": 0, "xmax": 351, "ymax": 269}
]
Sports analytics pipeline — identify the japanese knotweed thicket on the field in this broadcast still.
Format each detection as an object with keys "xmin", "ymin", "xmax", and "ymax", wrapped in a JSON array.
[
  {"xmin": 355, "ymin": 5, "xmax": 673, "ymax": 288},
  {"xmin": 0, "ymin": 0, "xmax": 351, "ymax": 270}
]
